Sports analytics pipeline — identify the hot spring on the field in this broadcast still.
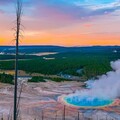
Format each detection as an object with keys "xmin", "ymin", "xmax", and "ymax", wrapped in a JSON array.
[
  {"xmin": 60, "ymin": 59, "xmax": 120, "ymax": 108},
  {"xmin": 63, "ymin": 96, "xmax": 114, "ymax": 108}
]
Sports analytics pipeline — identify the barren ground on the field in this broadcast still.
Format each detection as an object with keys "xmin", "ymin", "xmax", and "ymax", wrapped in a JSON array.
[{"xmin": 0, "ymin": 81, "xmax": 120, "ymax": 120}]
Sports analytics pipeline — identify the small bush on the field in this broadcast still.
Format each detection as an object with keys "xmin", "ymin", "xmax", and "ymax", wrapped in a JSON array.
[
  {"xmin": 28, "ymin": 76, "xmax": 46, "ymax": 82},
  {"xmin": 0, "ymin": 73, "xmax": 14, "ymax": 84},
  {"xmin": 48, "ymin": 77, "xmax": 71, "ymax": 82}
]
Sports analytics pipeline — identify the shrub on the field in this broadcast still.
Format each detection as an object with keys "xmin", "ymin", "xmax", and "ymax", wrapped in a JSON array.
[
  {"xmin": 0, "ymin": 73, "xmax": 14, "ymax": 84},
  {"xmin": 28, "ymin": 76, "xmax": 46, "ymax": 82}
]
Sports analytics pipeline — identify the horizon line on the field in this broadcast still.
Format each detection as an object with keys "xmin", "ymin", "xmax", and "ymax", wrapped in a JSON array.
[{"xmin": 0, "ymin": 45, "xmax": 120, "ymax": 47}]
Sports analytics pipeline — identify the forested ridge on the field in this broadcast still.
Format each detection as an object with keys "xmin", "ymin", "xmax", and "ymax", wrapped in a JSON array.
[{"xmin": 0, "ymin": 51, "xmax": 119, "ymax": 79}]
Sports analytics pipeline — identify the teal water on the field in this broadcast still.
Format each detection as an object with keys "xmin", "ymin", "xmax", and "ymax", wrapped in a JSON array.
[{"xmin": 64, "ymin": 96, "xmax": 113, "ymax": 107}]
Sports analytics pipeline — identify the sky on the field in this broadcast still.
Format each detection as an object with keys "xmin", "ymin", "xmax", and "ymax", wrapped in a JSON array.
[{"xmin": 0, "ymin": 0, "xmax": 120, "ymax": 46}]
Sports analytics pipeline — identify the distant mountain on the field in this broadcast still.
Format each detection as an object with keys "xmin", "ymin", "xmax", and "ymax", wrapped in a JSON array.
[{"xmin": 0, "ymin": 45, "xmax": 120, "ymax": 54}]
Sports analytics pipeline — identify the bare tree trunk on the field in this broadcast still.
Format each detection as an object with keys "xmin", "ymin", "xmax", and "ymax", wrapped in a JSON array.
[
  {"xmin": 63, "ymin": 105, "xmax": 66, "ymax": 120},
  {"xmin": 78, "ymin": 111, "xmax": 79, "ymax": 120},
  {"xmin": 14, "ymin": 0, "xmax": 22, "ymax": 120},
  {"xmin": 42, "ymin": 110, "xmax": 44, "ymax": 120}
]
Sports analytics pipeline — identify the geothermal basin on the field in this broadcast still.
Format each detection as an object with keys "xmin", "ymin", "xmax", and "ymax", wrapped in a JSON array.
[
  {"xmin": 60, "ymin": 95, "xmax": 114, "ymax": 108},
  {"xmin": 59, "ymin": 59, "xmax": 120, "ymax": 108}
]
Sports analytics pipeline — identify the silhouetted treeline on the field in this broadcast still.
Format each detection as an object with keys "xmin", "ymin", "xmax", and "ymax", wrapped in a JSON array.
[
  {"xmin": 28, "ymin": 76, "xmax": 71, "ymax": 82},
  {"xmin": 0, "ymin": 54, "xmax": 38, "ymax": 60}
]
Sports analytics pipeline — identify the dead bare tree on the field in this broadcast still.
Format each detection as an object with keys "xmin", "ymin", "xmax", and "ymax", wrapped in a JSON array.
[
  {"xmin": 16, "ymin": 83, "xmax": 24, "ymax": 119},
  {"xmin": 13, "ymin": 0, "xmax": 22, "ymax": 120}
]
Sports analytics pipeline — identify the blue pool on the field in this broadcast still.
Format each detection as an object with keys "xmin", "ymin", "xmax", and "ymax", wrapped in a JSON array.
[{"xmin": 64, "ymin": 96, "xmax": 113, "ymax": 107}]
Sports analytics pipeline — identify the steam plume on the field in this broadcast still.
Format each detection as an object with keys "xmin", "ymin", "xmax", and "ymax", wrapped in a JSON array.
[{"xmin": 67, "ymin": 59, "xmax": 120, "ymax": 100}]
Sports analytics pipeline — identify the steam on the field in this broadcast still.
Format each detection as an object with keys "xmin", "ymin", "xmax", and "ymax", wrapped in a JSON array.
[{"xmin": 67, "ymin": 59, "xmax": 120, "ymax": 100}]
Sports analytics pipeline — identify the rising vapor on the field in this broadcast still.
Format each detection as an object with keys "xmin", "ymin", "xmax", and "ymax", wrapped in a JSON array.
[{"xmin": 67, "ymin": 59, "xmax": 120, "ymax": 100}]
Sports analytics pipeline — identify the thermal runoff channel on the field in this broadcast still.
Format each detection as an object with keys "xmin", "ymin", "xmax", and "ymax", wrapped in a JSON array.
[{"xmin": 62, "ymin": 59, "xmax": 120, "ymax": 108}]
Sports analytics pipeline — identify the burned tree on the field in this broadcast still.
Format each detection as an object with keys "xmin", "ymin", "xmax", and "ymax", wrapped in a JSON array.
[{"xmin": 14, "ymin": 0, "xmax": 22, "ymax": 120}]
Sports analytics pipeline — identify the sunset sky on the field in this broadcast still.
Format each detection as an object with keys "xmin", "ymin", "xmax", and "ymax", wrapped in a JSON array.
[{"xmin": 0, "ymin": 0, "xmax": 120, "ymax": 46}]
